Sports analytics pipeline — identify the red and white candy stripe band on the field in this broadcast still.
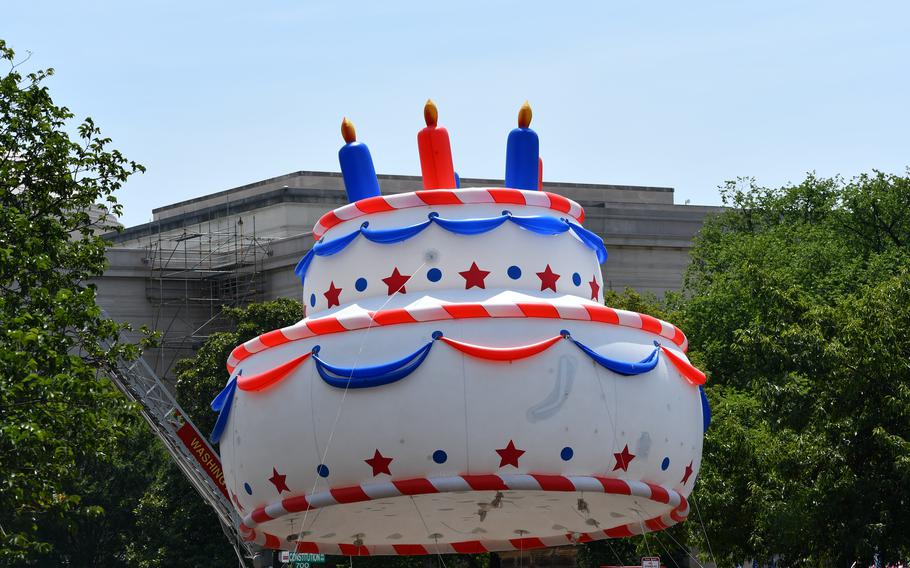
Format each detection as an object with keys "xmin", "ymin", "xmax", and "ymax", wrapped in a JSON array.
[
  {"xmin": 227, "ymin": 299, "xmax": 688, "ymax": 372},
  {"xmin": 313, "ymin": 189, "xmax": 585, "ymax": 240},
  {"xmin": 238, "ymin": 474, "xmax": 689, "ymax": 555}
]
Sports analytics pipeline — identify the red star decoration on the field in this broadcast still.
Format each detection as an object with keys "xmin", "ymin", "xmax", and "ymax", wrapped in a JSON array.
[
  {"xmin": 536, "ymin": 264, "xmax": 561, "ymax": 292},
  {"xmin": 681, "ymin": 460, "xmax": 694, "ymax": 484},
  {"xmin": 382, "ymin": 267, "xmax": 411, "ymax": 295},
  {"xmin": 323, "ymin": 281, "xmax": 342, "ymax": 308},
  {"xmin": 364, "ymin": 449, "xmax": 393, "ymax": 476},
  {"xmin": 495, "ymin": 439, "xmax": 526, "ymax": 468},
  {"xmin": 268, "ymin": 467, "xmax": 290, "ymax": 493},
  {"xmin": 612, "ymin": 445, "xmax": 636, "ymax": 472},
  {"xmin": 459, "ymin": 262, "xmax": 491, "ymax": 289},
  {"xmin": 589, "ymin": 275, "xmax": 601, "ymax": 300}
]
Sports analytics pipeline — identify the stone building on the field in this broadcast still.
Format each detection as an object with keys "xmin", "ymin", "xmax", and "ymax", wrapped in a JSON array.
[{"xmin": 97, "ymin": 171, "xmax": 721, "ymax": 379}]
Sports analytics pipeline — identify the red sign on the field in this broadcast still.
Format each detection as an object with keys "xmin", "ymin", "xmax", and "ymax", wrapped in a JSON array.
[{"xmin": 175, "ymin": 421, "xmax": 230, "ymax": 499}]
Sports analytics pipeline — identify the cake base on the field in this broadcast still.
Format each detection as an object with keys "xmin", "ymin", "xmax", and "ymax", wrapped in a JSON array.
[{"xmin": 239, "ymin": 475, "xmax": 689, "ymax": 555}]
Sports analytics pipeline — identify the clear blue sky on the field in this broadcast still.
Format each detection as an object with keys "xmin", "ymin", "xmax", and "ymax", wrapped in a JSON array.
[{"xmin": 7, "ymin": 1, "xmax": 910, "ymax": 226}]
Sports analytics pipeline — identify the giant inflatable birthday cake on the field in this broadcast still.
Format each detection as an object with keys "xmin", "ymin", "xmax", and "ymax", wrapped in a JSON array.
[{"xmin": 210, "ymin": 102, "xmax": 709, "ymax": 556}]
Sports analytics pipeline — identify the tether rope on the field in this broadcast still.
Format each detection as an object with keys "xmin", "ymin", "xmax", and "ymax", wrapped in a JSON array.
[{"xmin": 292, "ymin": 261, "xmax": 426, "ymax": 547}]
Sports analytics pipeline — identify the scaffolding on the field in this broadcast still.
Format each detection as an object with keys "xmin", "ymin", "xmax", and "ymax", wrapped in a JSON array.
[{"xmin": 144, "ymin": 215, "xmax": 272, "ymax": 379}]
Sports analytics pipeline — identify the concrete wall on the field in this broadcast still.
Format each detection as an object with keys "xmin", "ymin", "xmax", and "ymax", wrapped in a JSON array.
[{"xmin": 97, "ymin": 171, "xmax": 722, "ymax": 379}]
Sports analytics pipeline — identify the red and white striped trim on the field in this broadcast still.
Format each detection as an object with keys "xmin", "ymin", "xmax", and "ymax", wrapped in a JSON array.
[
  {"xmin": 313, "ymin": 189, "xmax": 585, "ymax": 240},
  {"xmin": 227, "ymin": 300, "xmax": 688, "ymax": 372},
  {"xmin": 238, "ymin": 474, "xmax": 689, "ymax": 555}
]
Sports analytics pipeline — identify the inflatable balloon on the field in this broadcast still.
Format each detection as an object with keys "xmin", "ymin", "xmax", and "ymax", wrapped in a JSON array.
[{"xmin": 212, "ymin": 103, "xmax": 708, "ymax": 556}]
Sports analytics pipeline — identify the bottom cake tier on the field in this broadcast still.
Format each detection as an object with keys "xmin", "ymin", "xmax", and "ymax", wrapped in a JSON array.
[{"xmin": 215, "ymin": 295, "xmax": 706, "ymax": 553}]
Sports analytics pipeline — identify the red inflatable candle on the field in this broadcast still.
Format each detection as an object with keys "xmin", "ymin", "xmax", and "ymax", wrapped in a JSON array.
[{"xmin": 417, "ymin": 99, "xmax": 456, "ymax": 190}]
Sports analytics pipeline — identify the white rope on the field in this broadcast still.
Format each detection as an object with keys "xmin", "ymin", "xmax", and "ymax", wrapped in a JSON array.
[
  {"xmin": 637, "ymin": 514, "xmax": 653, "ymax": 558},
  {"xmin": 605, "ymin": 539, "xmax": 626, "ymax": 568},
  {"xmin": 590, "ymin": 362, "xmax": 621, "ymax": 465},
  {"xmin": 518, "ymin": 531, "xmax": 524, "ymax": 568},
  {"xmin": 585, "ymin": 268, "xmax": 622, "ymax": 465},
  {"xmin": 653, "ymin": 531, "xmax": 683, "ymax": 568},
  {"xmin": 661, "ymin": 525, "xmax": 706, "ymax": 568},
  {"xmin": 294, "ymin": 262, "xmax": 426, "ymax": 544},
  {"xmin": 632, "ymin": 505, "xmax": 707, "ymax": 568},
  {"xmin": 691, "ymin": 494, "xmax": 719, "ymax": 568},
  {"xmin": 409, "ymin": 495, "xmax": 447, "ymax": 568}
]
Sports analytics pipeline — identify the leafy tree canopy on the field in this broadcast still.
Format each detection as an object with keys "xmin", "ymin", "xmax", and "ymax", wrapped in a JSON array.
[
  {"xmin": 126, "ymin": 299, "xmax": 305, "ymax": 567},
  {"xmin": 0, "ymin": 40, "xmax": 146, "ymax": 564},
  {"xmin": 680, "ymin": 172, "xmax": 910, "ymax": 566}
]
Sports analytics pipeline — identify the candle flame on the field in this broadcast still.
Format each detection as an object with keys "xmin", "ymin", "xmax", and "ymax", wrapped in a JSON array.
[
  {"xmin": 517, "ymin": 101, "xmax": 532, "ymax": 129},
  {"xmin": 424, "ymin": 99, "xmax": 438, "ymax": 127},
  {"xmin": 341, "ymin": 117, "xmax": 356, "ymax": 144}
]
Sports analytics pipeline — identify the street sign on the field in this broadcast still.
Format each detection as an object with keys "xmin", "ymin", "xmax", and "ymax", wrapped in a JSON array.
[
  {"xmin": 642, "ymin": 557, "xmax": 661, "ymax": 568},
  {"xmin": 279, "ymin": 551, "xmax": 326, "ymax": 567}
]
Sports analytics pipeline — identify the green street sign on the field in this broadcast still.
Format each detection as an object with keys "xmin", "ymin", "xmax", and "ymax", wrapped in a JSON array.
[
  {"xmin": 291, "ymin": 553, "xmax": 325, "ymax": 563},
  {"xmin": 279, "ymin": 551, "xmax": 326, "ymax": 566}
]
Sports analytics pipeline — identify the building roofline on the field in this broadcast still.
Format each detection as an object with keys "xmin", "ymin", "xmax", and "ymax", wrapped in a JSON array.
[
  {"xmin": 151, "ymin": 170, "xmax": 674, "ymax": 215},
  {"xmin": 107, "ymin": 186, "xmax": 340, "ymax": 243}
]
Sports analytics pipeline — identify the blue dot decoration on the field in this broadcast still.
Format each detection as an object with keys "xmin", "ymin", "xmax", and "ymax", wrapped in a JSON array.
[
  {"xmin": 243, "ymin": 482, "xmax": 253, "ymax": 495},
  {"xmin": 427, "ymin": 268, "xmax": 443, "ymax": 282},
  {"xmin": 355, "ymin": 277, "xmax": 368, "ymax": 292},
  {"xmin": 432, "ymin": 450, "xmax": 448, "ymax": 464},
  {"xmin": 309, "ymin": 294, "xmax": 316, "ymax": 307},
  {"xmin": 572, "ymin": 272, "xmax": 582, "ymax": 286},
  {"xmin": 661, "ymin": 457, "xmax": 670, "ymax": 471},
  {"xmin": 507, "ymin": 265, "xmax": 522, "ymax": 279},
  {"xmin": 560, "ymin": 447, "xmax": 574, "ymax": 461},
  {"xmin": 316, "ymin": 464, "xmax": 330, "ymax": 478}
]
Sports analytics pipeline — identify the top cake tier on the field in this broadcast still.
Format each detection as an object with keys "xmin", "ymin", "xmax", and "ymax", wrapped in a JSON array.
[{"xmin": 296, "ymin": 188, "xmax": 606, "ymax": 317}]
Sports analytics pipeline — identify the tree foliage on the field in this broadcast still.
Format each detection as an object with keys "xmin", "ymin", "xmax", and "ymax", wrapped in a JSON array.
[
  {"xmin": 680, "ymin": 172, "xmax": 910, "ymax": 566},
  {"xmin": 125, "ymin": 299, "xmax": 305, "ymax": 567},
  {"xmin": 0, "ymin": 40, "xmax": 147, "ymax": 564}
]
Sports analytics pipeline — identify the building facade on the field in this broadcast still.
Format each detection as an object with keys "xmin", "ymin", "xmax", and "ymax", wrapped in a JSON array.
[{"xmin": 97, "ymin": 171, "xmax": 721, "ymax": 379}]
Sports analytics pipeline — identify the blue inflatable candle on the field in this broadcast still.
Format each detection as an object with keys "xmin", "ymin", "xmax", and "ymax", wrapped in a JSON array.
[
  {"xmin": 538, "ymin": 157, "xmax": 543, "ymax": 190},
  {"xmin": 338, "ymin": 117, "xmax": 381, "ymax": 203},
  {"xmin": 504, "ymin": 101, "xmax": 540, "ymax": 190}
]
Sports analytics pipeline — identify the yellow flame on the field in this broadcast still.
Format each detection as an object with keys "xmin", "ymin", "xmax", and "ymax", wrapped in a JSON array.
[
  {"xmin": 518, "ymin": 101, "xmax": 532, "ymax": 128},
  {"xmin": 341, "ymin": 117, "xmax": 356, "ymax": 144},
  {"xmin": 424, "ymin": 99, "xmax": 438, "ymax": 127}
]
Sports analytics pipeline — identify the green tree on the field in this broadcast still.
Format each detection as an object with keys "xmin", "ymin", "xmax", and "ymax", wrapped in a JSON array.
[
  {"xmin": 680, "ymin": 172, "xmax": 910, "ymax": 566},
  {"xmin": 126, "ymin": 299, "xmax": 305, "ymax": 567},
  {"xmin": 31, "ymin": 413, "xmax": 160, "ymax": 566},
  {"xmin": 0, "ymin": 40, "xmax": 147, "ymax": 564}
]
